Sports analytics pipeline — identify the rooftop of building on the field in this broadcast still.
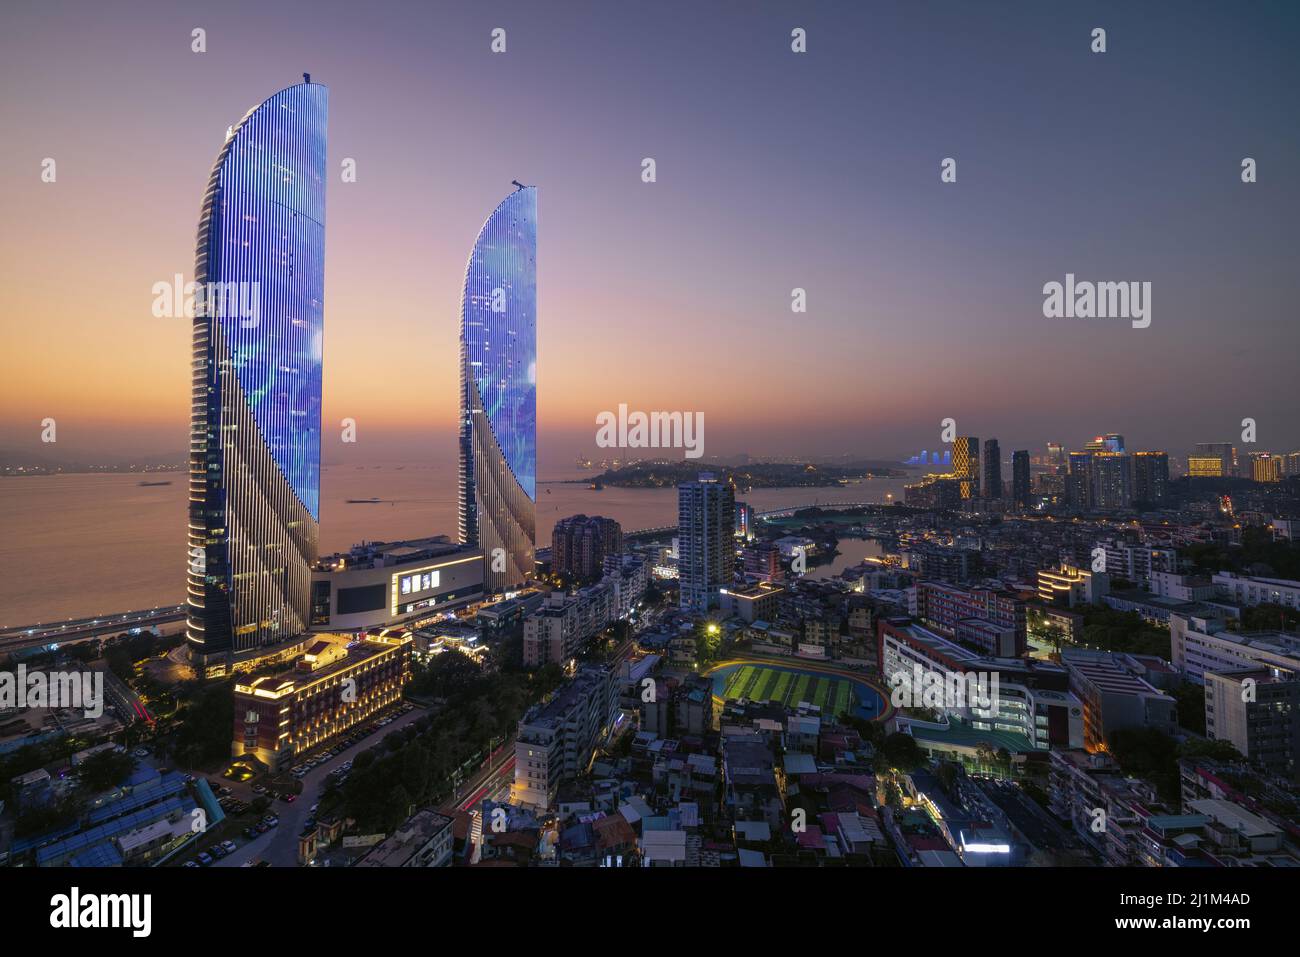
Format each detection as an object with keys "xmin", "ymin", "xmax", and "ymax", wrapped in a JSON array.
[
  {"xmin": 1060, "ymin": 650, "xmax": 1171, "ymax": 698},
  {"xmin": 907, "ymin": 720, "xmax": 1035, "ymax": 756},
  {"xmin": 1213, "ymin": 571, "xmax": 1300, "ymax": 587},
  {"xmin": 1186, "ymin": 626, "xmax": 1300, "ymax": 659},
  {"xmin": 1107, "ymin": 590, "xmax": 1225, "ymax": 617},
  {"xmin": 234, "ymin": 632, "xmax": 410, "ymax": 698},
  {"xmin": 314, "ymin": 535, "xmax": 478, "ymax": 572},
  {"xmin": 1186, "ymin": 799, "xmax": 1280, "ymax": 839},
  {"xmin": 721, "ymin": 581, "xmax": 786, "ymax": 600},
  {"xmin": 476, "ymin": 590, "xmax": 545, "ymax": 619},
  {"xmin": 519, "ymin": 665, "xmax": 610, "ymax": 731},
  {"xmin": 1207, "ymin": 666, "xmax": 1300, "ymax": 686},
  {"xmin": 356, "ymin": 808, "xmax": 453, "ymax": 867},
  {"xmin": 884, "ymin": 619, "xmax": 1067, "ymax": 679}
]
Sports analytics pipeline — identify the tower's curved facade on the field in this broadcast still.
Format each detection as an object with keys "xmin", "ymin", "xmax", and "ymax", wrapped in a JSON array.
[
  {"xmin": 186, "ymin": 80, "xmax": 328, "ymax": 676},
  {"xmin": 458, "ymin": 186, "xmax": 537, "ymax": 592}
]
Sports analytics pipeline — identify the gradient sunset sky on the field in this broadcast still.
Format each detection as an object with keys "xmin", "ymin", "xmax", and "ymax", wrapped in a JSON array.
[{"xmin": 1, "ymin": 0, "xmax": 1298, "ymax": 471}]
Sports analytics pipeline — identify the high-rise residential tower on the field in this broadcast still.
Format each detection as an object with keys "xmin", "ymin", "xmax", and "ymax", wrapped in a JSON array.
[
  {"xmin": 982, "ymin": 438, "xmax": 1002, "ymax": 499},
  {"xmin": 552, "ymin": 514, "xmax": 622, "ymax": 582},
  {"xmin": 1067, "ymin": 451, "xmax": 1093, "ymax": 509},
  {"xmin": 186, "ymin": 78, "xmax": 328, "ymax": 677},
  {"xmin": 1133, "ymin": 451, "xmax": 1169, "ymax": 505},
  {"xmin": 458, "ymin": 185, "xmax": 538, "ymax": 591},
  {"xmin": 1090, "ymin": 452, "xmax": 1134, "ymax": 510},
  {"xmin": 678, "ymin": 473, "xmax": 735, "ymax": 612},
  {"xmin": 1012, "ymin": 450, "xmax": 1031, "ymax": 508}
]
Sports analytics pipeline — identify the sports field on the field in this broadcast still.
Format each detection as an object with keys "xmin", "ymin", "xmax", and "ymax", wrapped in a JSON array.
[{"xmin": 719, "ymin": 664, "xmax": 857, "ymax": 717}]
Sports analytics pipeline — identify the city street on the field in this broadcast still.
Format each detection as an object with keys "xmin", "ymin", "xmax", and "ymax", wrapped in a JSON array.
[
  {"xmin": 443, "ymin": 741, "xmax": 516, "ymax": 814},
  {"xmin": 215, "ymin": 704, "xmax": 428, "ymax": 867}
]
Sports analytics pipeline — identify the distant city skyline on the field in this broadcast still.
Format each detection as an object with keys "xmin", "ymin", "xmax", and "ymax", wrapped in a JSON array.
[
  {"xmin": 2, "ymin": 1, "xmax": 1299, "ymax": 467},
  {"xmin": 5, "ymin": 427, "xmax": 1300, "ymax": 475}
]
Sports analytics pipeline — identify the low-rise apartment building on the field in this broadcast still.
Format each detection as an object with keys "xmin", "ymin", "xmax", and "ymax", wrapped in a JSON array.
[
  {"xmin": 514, "ymin": 665, "xmax": 617, "ymax": 811},
  {"xmin": 1060, "ymin": 648, "xmax": 1178, "ymax": 752}
]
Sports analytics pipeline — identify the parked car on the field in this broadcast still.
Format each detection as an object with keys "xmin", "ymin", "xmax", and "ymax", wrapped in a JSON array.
[{"xmin": 221, "ymin": 840, "xmax": 237, "ymax": 853}]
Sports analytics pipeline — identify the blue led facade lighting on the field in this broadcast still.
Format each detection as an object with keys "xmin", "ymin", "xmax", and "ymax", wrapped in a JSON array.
[
  {"xmin": 458, "ymin": 186, "xmax": 537, "ymax": 591},
  {"xmin": 186, "ymin": 80, "xmax": 327, "ymax": 675}
]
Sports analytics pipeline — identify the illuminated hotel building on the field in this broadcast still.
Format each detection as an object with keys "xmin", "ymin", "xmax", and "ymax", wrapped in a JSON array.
[
  {"xmin": 186, "ymin": 78, "xmax": 328, "ymax": 677},
  {"xmin": 1187, "ymin": 455, "xmax": 1225, "ymax": 477},
  {"xmin": 952, "ymin": 437, "xmax": 980, "ymax": 500},
  {"xmin": 1190, "ymin": 452, "xmax": 1227, "ymax": 475},
  {"xmin": 1191, "ymin": 442, "xmax": 1236, "ymax": 478},
  {"xmin": 1251, "ymin": 453, "xmax": 1282, "ymax": 483},
  {"xmin": 458, "ymin": 185, "xmax": 537, "ymax": 592},
  {"xmin": 232, "ymin": 632, "xmax": 412, "ymax": 770}
]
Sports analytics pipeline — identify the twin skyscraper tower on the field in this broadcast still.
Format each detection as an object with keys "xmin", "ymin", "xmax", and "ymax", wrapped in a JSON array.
[{"xmin": 186, "ymin": 78, "xmax": 537, "ymax": 676}]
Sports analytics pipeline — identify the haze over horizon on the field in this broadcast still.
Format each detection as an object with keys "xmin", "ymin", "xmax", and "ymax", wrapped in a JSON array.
[{"xmin": 3, "ymin": 0, "xmax": 1299, "ymax": 470}]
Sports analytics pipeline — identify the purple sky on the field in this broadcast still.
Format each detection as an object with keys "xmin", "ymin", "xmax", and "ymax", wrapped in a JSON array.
[{"xmin": 2, "ymin": 0, "xmax": 1298, "ymax": 472}]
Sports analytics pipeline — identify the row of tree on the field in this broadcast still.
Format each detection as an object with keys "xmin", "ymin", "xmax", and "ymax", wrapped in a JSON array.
[{"xmin": 325, "ymin": 654, "xmax": 564, "ymax": 832}]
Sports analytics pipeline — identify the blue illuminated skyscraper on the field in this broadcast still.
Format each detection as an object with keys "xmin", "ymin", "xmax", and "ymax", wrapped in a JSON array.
[
  {"xmin": 458, "ymin": 185, "xmax": 537, "ymax": 591},
  {"xmin": 186, "ymin": 78, "xmax": 328, "ymax": 676}
]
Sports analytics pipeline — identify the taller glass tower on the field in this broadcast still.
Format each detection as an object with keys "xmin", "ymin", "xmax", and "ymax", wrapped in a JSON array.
[
  {"xmin": 458, "ymin": 185, "xmax": 537, "ymax": 591},
  {"xmin": 186, "ymin": 79, "xmax": 328, "ymax": 676}
]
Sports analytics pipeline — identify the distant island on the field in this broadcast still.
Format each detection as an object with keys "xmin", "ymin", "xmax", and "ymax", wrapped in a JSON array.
[{"xmin": 559, "ymin": 461, "xmax": 907, "ymax": 489}]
